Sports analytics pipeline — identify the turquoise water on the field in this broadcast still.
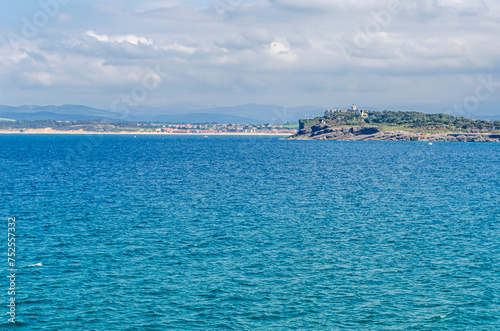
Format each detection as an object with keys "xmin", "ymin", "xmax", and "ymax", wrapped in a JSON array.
[{"xmin": 1, "ymin": 135, "xmax": 499, "ymax": 330}]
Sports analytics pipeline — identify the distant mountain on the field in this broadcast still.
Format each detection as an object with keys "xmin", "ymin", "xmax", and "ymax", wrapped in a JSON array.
[
  {"xmin": 175, "ymin": 104, "xmax": 324, "ymax": 123},
  {"xmin": 146, "ymin": 113, "xmax": 262, "ymax": 124},
  {"xmin": 0, "ymin": 105, "xmax": 120, "ymax": 121},
  {"xmin": 0, "ymin": 111, "xmax": 110, "ymax": 121},
  {"xmin": 0, "ymin": 104, "xmax": 325, "ymax": 124},
  {"xmin": 1, "ymin": 103, "xmax": 497, "ymax": 124},
  {"xmin": 121, "ymin": 103, "xmax": 324, "ymax": 123}
]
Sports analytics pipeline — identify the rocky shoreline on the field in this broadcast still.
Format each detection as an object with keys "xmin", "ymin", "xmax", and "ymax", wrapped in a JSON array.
[{"xmin": 286, "ymin": 126, "xmax": 500, "ymax": 142}]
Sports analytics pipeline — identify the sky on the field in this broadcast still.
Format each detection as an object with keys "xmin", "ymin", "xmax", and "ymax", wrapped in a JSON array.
[{"xmin": 1, "ymin": 0, "xmax": 500, "ymax": 117}]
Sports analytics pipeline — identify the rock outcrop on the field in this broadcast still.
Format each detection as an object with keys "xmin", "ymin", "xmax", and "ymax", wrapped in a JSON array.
[{"xmin": 286, "ymin": 126, "xmax": 500, "ymax": 142}]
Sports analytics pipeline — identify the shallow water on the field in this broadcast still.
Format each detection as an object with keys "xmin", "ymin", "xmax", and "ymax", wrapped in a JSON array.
[{"xmin": 1, "ymin": 135, "xmax": 499, "ymax": 330}]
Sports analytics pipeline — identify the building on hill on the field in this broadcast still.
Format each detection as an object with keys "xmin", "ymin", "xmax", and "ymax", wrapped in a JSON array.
[
  {"xmin": 324, "ymin": 104, "xmax": 368, "ymax": 118},
  {"xmin": 324, "ymin": 108, "xmax": 347, "ymax": 114}
]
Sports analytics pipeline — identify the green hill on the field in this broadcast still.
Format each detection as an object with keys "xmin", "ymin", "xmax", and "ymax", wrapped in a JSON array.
[{"xmin": 299, "ymin": 110, "xmax": 500, "ymax": 134}]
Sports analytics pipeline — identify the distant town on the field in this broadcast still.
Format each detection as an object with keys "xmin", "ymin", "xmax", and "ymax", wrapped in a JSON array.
[
  {"xmin": 0, "ymin": 119, "xmax": 299, "ymax": 134},
  {"xmin": 139, "ymin": 122, "xmax": 298, "ymax": 134}
]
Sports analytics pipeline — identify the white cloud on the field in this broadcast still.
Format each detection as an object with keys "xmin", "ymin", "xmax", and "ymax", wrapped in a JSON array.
[
  {"xmin": 86, "ymin": 30, "xmax": 153, "ymax": 46},
  {"xmin": 270, "ymin": 0, "xmax": 388, "ymax": 11},
  {"xmin": 266, "ymin": 41, "xmax": 296, "ymax": 62},
  {"xmin": 161, "ymin": 44, "xmax": 197, "ymax": 54},
  {"xmin": 0, "ymin": 0, "xmax": 499, "ymax": 112}
]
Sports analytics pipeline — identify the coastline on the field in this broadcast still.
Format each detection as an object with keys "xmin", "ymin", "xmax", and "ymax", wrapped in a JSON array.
[
  {"xmin": 286, "ymin": 127, "xmax": 500, "ymax": 142},
  {"xmin": 0, "ymin": 129, "xmax": 291, "ymax": 136}
]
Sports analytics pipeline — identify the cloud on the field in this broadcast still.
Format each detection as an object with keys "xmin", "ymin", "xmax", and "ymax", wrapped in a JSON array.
[
  {"xmin": 217, "ymin": 29, "xmax": 274, "ymax": 50},
  {"xmin": 269, "ymin": 0, "xmax": 387, "ymax": 11},
  {"xmin": 266, "ymin": 41, "xmax": 296, "ymax": 62},
  {"xmin": 86, "ymin": 30, "xmax": 153, "ymax": 46},
  {"xmin": 0, "ymin": 0, "xmax": 499, "ymax": 113}
]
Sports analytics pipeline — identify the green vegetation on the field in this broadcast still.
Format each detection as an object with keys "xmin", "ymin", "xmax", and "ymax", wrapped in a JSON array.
[
  {"xmin": 0, "ymin": 119, "xmax": 135, "ymax": 132},
  {"xmin": 0, "ymin": 119, "xmax": 296, "ymax": 134},
  {"xmin": 299, "ymin": 111, "xmax": 500, "ymax": 134}
]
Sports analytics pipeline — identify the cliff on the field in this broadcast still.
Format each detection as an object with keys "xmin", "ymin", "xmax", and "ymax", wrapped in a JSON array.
[
  {"xmin": 286, "ymin": 125, "xmax": 500, "ymax": 142},
  {"xmin": 286, "ymin": 110, "xmax": 500, "ymax": 142}
]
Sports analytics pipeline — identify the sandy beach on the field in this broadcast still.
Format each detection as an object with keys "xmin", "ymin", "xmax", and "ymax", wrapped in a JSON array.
[{"xmin": 0, "ymin": 128, "xmax": 292, "ymax": 136}]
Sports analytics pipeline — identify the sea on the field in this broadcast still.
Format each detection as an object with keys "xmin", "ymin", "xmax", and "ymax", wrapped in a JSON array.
[{"xmin": 1, "ymin": 134, "xmax": 499, "ymax": 330}]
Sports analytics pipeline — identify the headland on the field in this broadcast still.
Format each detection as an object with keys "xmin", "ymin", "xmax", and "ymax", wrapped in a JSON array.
[{"xmin": 286, "ymin": 106, "xmax": 500, "ymax": 142}]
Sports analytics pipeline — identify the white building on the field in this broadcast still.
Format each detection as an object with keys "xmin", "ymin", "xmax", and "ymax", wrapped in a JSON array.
[{"xmin": 324, "ymin": 104, "xmax": 368, "ymax": 118}]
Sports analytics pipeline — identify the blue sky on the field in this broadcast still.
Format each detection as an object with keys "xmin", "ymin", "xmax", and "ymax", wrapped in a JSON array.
[{"xmin": 1, "ymin": 0, "xmax": 500, "ymax": 116}]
